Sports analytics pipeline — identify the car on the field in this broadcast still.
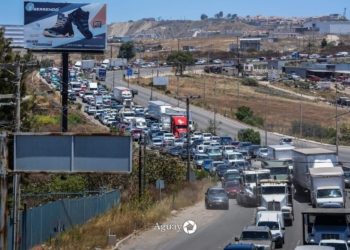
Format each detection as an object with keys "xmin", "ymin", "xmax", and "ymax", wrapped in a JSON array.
[
  {"xmin": 159, "ymin": 140, "xmax": 175, "ymax": 155},
  {"xmin": 202, "ymin": 158, "xmax": 215, "ymax": 171},
  {"xmin": 222, "ymin": 170, "xmax": 241, "ymax": 187},
  {"xmin": 193, "ymin": 139, "xmax": 205, "ymax": 147},
  {"xmin": 106, "ymin": 117, "xmax": 117, "ymax": 127},
  {"xmin": 232, "ymin": 141, "xmax": 240, "ymax": 149},
  {"xmin": 223, "ymin": 180, "xmax": 241, "ymax": 198},
  {"xmin": 192, "ymin": 131, "xmax": 203, "ymax": 139},
  {"xmin": 223, "ymin": 152, "xmax": 244, "ymax": 165},
  {"xmin": 216, "ymin": 164, "xmax": 233, "ymax": 178},
  {"xmin": 235, "ymin": 226, "xmax": 276, "ymax": 250},
  {"xmin": 238, "ymin": 142, "xmax": 252, "ymax": 150},
  {"xmin": 233, "ymin": 161, "xmax": 252, "ymax": 172},
  {"xmin": 209, "ymin": 161, "xmax": 225, "ymax": 176},
  {"xmin": 167, "ymin": 146, "xmax": 183, "ymax": 157},
  {"xmin": 223, "ymin": 243, "xmax": 258, "ymax": 250},
  {"xmin": 150, "ymin": 138, "xmax": 163, "ymax": 149},
  {"xmin": 342, "ymin": 166, "xmax": 350, "ymax": 188},
  {"xmin": 87, "ymin": 106, "xmax": 96, "ymax": 115},
  {"xmin": 248, "ymin": 145, "xmax": 262, "ymax": 159},
  {"xmin": 220, "ymin": 136, "xmax": 234, "ymax": 145},
  {"xmin": 222, "ymin": 145, "xmax": 236, "ymax": 156},
  {"xmin": 93, "ymin": 110, "xmax": 105, "ymax": 120},
  {"xmin": 194, "ymin": 144, "xmax": 207, "ymax": 154},
  {"xmin": 101, "ymin": 115, "xmax": 111, "ymax": 125},
  {"xmin": 319, "ymin": 239, "xmax": 349, "ymax": 250},
  {"xmin": 68, "ymin": 93, "xmax": 76, "ymax": 101},
  {"xmin": 193, "ymin": 154, "xmax": 210, "ymax": 169},
  {"xmin": 179, "ymin": 148, "xmax": 195, "ymax": 161},
  {"xmin": 213, "ymin": 59, "xmax": 222, "ymax": 64},
  {"xmin": 236, "ymin": 150, "xmax": 251, "ymax": 163},
  {"xmin": 151, "ymin": 123, "xmax": 160, "ymax": 130},
  {"xmin": 205, "ymin": 186, "xmax": 229, "ymax": 210},
  {"xmin": 173, "ymin": 138, "xmax": 184, "ymax": 148},
  {"xmin": 279, "ymin": 137, "xmax": 293, "ymax": 146},
  {"xmin": 204, "ymin": 147, "xmax": 222, "ymax": 161},
  {"xmin": 211, "ymin": 135, "xmax": 221, "ymax": 142},
  {"xmin": 131, "ymin": 129, "xmax": 143, "ymax": 141},
  {"xmin": 163, "ymin": 133, "xmax": 176, "ymax": 141},
  {"xmin": 201, "ymin": 133, "xmax": 213, "ymax": 141},
  {"xmin": 257, "ymin": 148, "xmax": 268, "ymax": 159}
]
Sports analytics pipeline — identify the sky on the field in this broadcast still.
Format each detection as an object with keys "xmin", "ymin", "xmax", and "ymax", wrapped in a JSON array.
[{"xmin": 1, "ymin": 0, "xmax": 349, "ymax": 25}]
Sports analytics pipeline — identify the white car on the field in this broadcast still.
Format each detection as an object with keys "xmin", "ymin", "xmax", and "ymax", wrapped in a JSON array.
[
  {"xmin": 222, "ymin": 145, "xmax": 236, "ymax": 155},
  {"xmin": 87, "ymin": 106, "xmax": 96, "ymax": 115},
  {"xmin": 213, "ymin": 59, "xmax": 221, "ymax": 64},
  {"xmin": 79, "ymin": 91, "xmax": 84, "ymax": 98},
  {"xmin": 279, "ymin": 137, "xmax": 293, "ymax": 146},
  {"xmin": 223, "ymin": 152, "xmax": 244, "ymax": 165},
  {"xmin": 319, "ymin": 239, "xmax": 349, "ymax": 250},
  {"xmin": 163, "ymin": 133, "xmax": 175, "ymax": 141},
  {"xmin": 192, "ymin": 131, "xmax": 202, "ymax": 139},
  {"xmin": 201, "ymin": 133, "xmax": 212, "ymax": 141},
  {"xmin": 173, "ymin": 138, "xmax": 184, "ymax": 147},
  {"xmin": 102, "ymin": 116, "xmax": 111, "ymax": 125}
]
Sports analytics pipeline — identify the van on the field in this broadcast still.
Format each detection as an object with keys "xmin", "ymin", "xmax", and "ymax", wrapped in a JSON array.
[
  {"xmin": 294, "ymin": 246, "xmax": 334, "ymax": 250},
  {"xmin": 255, "ymin": 211, "xmax": 285, "ymax": 248}
]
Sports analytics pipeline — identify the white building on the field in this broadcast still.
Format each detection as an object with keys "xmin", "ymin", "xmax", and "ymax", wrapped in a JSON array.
[
  {"xmin": 0, "ymin": 24, "xmax": 24, "ymax": 47},
  {"xmin": 303, "ymin": 20, "xmax": 350, "ymax": 34}
]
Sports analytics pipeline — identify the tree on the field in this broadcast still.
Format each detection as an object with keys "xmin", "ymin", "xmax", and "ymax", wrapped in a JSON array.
[
  {"xmin": 118, "ymin": 41, "xmax": 135, "ymax": 60},
  {"xmin": 219, "ymin": 11, "xmax": 223, "ymax": 18},
  {"xmin": 166, "ymin": 51, "xmax": 195, "ymax": 76},
  {"xmin": 157, "ymin": 44, "xmax": 163, "ymax": 50},
  {"xmin": 246, "ymin": 47, "xmax": 257, "ymax": 53},
  {"xmin": 231, "ymin": 14, "xmax": 237, "ymax": 20},
  {"xmin": 241, "ymin": 78, "xmax": 259, "ymax": 86},
  {"xmin": 236, "ymin": 106, "xmax": 253, "ymax": 121},
  {"xmin": 246, "ymin": 15, "xmax": 250, "ymax": 18},
  {"xmin": 321, "ymin": 38, "xmax": 327, "ymax": 48},
  {"xmin": 238, "ymin": 128, "xmax": 261, "ymax": 144},
  {"xmin": 227, "ymin": 13, "xmax": 232, "ymax": 18},
  {"xmin": 338, "ymin": 41, "xmax": 345, "ymax": 46},
  {"xmin": 214, "ymin": 13, "xmax": 220, "ymax": 18},
  {"xmin": 200, "ymin": 14, "xmax": 208, "ymax": 20}
]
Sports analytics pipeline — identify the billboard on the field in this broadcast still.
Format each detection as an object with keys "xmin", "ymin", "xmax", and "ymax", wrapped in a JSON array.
[
  {"xmin": 24, "ymin": 2, "xmax": 106, "ymax": 51},
  {"xmin": 153, "ymin": 76, "xmax": 169, "ymax": 86},
  {"xmin": 13, "ymin": 133, "xmax": 132, "ymax": 173}
]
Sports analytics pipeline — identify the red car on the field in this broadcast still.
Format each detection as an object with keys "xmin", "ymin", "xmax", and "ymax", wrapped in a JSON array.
[
  {"xmin": 308, "ymin": 76, "xmax": 321, "ymax": 82},
  {"xmin": 131, "ymin": 129, "xmax": 143, "ymax": 141},
  {"xmin": 223, "ymin": 180, "xmax": 241, "ymax": 198}
]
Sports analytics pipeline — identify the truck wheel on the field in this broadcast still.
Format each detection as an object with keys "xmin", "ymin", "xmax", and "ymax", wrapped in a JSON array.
[
  {"xmin": 288, "ymin": 219, "xmax": 293, "ymax": 226},
  {"xmin": 236, "ymin": 195, "xmax": 240, "ymax": 205}
]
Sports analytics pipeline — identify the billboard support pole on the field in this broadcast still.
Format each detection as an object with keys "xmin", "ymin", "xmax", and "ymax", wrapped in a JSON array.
[
  {"xmin": 0, "ymin": 132, "xmax": 8, "ymax": 250},
  {"xmin": 61, "ymin": 52, "xmax": 69, "ymax": 132}
]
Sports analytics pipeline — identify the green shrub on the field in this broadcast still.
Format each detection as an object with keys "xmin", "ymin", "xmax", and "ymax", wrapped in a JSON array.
[
  {"xmin": 241, "ymin": 78, "xmax": 259, "ymax": 87},
  {"xmin": 194, "ymin": 170, "xmax": 209, "ymax": 180},
  {"xmin": 165, "ymin": 90, "xmax": 171, "ymax": 94}
]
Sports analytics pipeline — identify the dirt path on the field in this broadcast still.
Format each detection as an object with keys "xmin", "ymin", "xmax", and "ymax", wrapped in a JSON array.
[{"xmin": 118, "ymin": 201, "xmax": 224, "ymax": 250}]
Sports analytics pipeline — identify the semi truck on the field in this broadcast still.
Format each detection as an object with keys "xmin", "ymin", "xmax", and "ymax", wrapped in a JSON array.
[
  {"xmin": 88, "ymin": 82, "xmax": 98, "ymax": 94},
  {"xmin": 261, "ymin": 160, "xmax": 293, "ymax": 181},
  {"xmin": 164, "ymin": 107, "xmax": 194, "ymax": 132},
  {"xmin": 81, "ymin": 60, "xmax": 95, "ymax": 70},
  {"xmin": 308, "ymin": 167, "xmax": 345, "ymax": 208},
  {"xmin": 292, "ymin": 148, "xmax": 339, "ymax": 194},
  {"xmin": 113, "ymin": 87, "xmax": 132, "ymax": 103},
  {"xmin": 256, "ymin": 179, "xmax": 294, "ymax": 226},
  {"xmin": 161, "ymin": 114, "xmax": 187, "ymax": 138},
  {"xmin": 148, "ymin": 101, "xmax": 171, "ymax": 121},
  {"xmin": 95, "ymin": 67, "xmax": 106, "ymax": 81},
  {"xmin": 267, "ymin": 145, "xmax": 295, "ymax": 160},
  {"xmin": 101, "ymin": 58, "xmax": 127, "ymax": 69},
  {"xmin": 117, "ymin": 107, "xmax": 135, "ymax": 124}
]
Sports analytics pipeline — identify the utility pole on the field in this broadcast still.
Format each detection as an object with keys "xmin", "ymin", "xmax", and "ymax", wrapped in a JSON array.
[
  {"xmin": 214, "ymin": 81, "xmax": 217, "ymax": 135},
  {"xmin": 61, "ymin": 52, "xmax": 69, "ymax": 132},
  {"xmin": 203, "ymin": 74, "xmax": 206, "ymax": 103},
  {"xmin": 143, "ymin": 134, "xmax": 147, "ymax": 193},
  {"xmin": 300, "ymin": 93, "xmax": 303, "ymax": 141},
  {"xmin": 336, "ymin": 86, "xmax": 339, "ymax": 156},
  {"xmin": 174, "ymin": 95, "xmax": 200, "ymax": 182},
  {"xmin": 264, "ymin": 86, "xmax": 269, "ymax": 147},
  {"xmin": 178, "ymin": 39, "xmax": 180, "ymax": 52},
  {"xmin": 137, "ymin": 52, "xmax": 141, "ymax": 84},
  {"xmin": 237, "ymin": 36, "xmax": 240, "ymax": 75},
  {"xmin": 138, "ymin": 137, "xmax": 142, "ymax": 200},
  {"xmin": 0, "ymin": 132, "xmax": 8, "ymax": 250},
  {"xmin": 238, "ymin": 81, "xmax": 240, "ymax": 108},
  {"xmin": 177, "ymin": 75, "xmax": 179, "ymax": 107}
]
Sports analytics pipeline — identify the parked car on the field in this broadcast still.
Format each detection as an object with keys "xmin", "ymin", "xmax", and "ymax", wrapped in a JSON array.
[{"xmin": 205, "ymin": 186, "xmax": 229, "ymax": 210}]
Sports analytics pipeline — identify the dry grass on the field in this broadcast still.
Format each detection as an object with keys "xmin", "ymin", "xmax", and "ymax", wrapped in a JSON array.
[
  {"xmin": 133, "ymin": 74, "xmax": 350, "ymax": 137},
  {"xmin": 31, "ymin": 180, "xmax": 213, "ymax": 250}
]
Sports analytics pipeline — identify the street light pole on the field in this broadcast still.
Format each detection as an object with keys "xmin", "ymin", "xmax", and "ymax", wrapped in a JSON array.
[
  {"xmin": 214, "ymin": 81, "xmax": 217, "ymax": 135},
  {"xmin": 264, "ymin": 86, "xmax": 269, "ymax": 147},
  {"xmin": 336, "ymin": 86, "xmax": 339, "ymax": 155},
  {"xmin": 177, "ymin": 75, "xmax": 179, "ymax": 107}
]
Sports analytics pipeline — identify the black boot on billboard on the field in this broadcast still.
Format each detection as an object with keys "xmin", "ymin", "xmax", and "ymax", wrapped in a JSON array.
[
  {"xmin": 43, "ymin": 13, "xmax": 74, "ymax": 38},
  {"xmin": 68, "ymin": 7, "xmax": 93, "ymax": 39}
]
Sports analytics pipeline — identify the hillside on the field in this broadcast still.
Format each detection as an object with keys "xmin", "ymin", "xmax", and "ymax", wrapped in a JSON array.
[{"xmin": 107, "ymin": 19, "xmax": 260, "ymax": 38}]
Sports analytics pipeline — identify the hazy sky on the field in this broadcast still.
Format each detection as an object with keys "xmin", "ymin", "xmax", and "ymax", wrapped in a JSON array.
[{"xmin": 1, "ymin": 0, "xmax": 349, "ymax": 25}]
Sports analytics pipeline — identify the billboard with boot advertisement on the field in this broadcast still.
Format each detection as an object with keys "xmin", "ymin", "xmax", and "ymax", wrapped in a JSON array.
[{"xmin": 23, "ymin": 2, "xmax": 106, "ymax": 51}]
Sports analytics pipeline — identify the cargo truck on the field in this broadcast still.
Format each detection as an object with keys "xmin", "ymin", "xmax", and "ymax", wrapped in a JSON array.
[
  {"xmin": 94, "ymin": 95, "xmax": 103, "ymax": 108},
  {"xmin": 88, "ymin": 82, "xmax": 98, "ymax": 94},
  {"xmin": 292, "ymin": 148, "xmax": 339, "ymax": 194},
  {"xmin": 148, "ymin": 101, "xmax": 171, "ymax": 121},
  {"xmin": 81, "ymin": 60, "xmax": 95, "ymax": 70},
  {"xmin": 308, "ymin": 167, "xmax": 345, "ymax": 208},
  {"xmin": 161, "ymin": 114, "xmax": 187, "ymax": 138},
  {"xmin": 113, "ymin": 87, "xmax": 132, "ymax": 103},
  {"xmin": 164, "ymin": 107, "xmax": 194, "ymax": 132},
  {"xmin": 261, "ymin": 160, "xmax": 293, "ymax": 181},
  {"xmin": 267, "ymin": 145, "xmax": 295, "ymax": 160},
  {"xmin": 95, "ymin": 67, "xmax": 106, "ymax": 81},
  {"xmin": 101, "ymin": 58, "xmax": 127, "ymax": 69}
]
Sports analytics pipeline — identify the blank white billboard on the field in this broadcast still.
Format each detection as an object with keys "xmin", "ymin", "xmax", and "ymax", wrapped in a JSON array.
[
  {"xmin": 13, "ymin": 133, "xmax": 132, "ymax": 173},
  {"xmin": 153, "ymin": 76, "xmax": 169, "ymax": 86}
]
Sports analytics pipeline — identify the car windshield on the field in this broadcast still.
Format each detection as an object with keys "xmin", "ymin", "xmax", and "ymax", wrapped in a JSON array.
[
  {"xmin": 240, "ymin": 231, "xmax": 270, "ymax": 241},
  {"xmin": 261, "ymin": 186, "xmax": 285, "ymax": 194},
  {"xmin": 225, "ymin": 147, "xmax": 235, "ymax": 151},
  {"xmin": 257, "ymin": 221, "xmax": 279, "ymax": 230},
  {"xmin": 317, "ymin": 189, "xmax": 342, "ymax": 198},
  {"xmin": 218, "ymin": 165, "xmax": 230, "ymax": 171},
  {"xmin": 320, "ymin": 242, "xmax": 348, "ymax": 250},
  {"xmin": 282, "ymin": 138, "xmax": 292, "ymax": 142},
  {"xmin": 203, "ymin": 133, "xmax": 211, "ymax": 137},
  {"xmin": 268, "ymin": 167, "xmax": 288, "ymax": 175},
  {"xmin": 245, "ymin": 173, "xmax": 270, "ymax": 183},
  {"xmin": 208, "ymin": 189, "xmax": 226, "ymax": 195},
  {"xmin": 153, "ymin": 139, "xmax": 162, "ymax": 143},
  {"xmin": 314, "ymin": 215, "xmax": 346, "ymax": 226},
  {"xmin": 225, "ymin": 182, "xmax": 240, "ymax": 188},
  {"xmin": 240, "ymin": 152, "xmax": 248, "ymax": 156},
  {"xmin": 235, "ymin": 161, "xmax": 250, "ymax": 167},
  {"xmin": 123, "ymin": 113, "xmax": 135, "ymax": 117},
  {"xmin": 228, "ymin": 154, "xmax": 243, "ymax": 160},
  {"xmin": 207, "ymin": 148, "xmax": 221, "ymax": 154},
  {"xmin": 198, "ymin": 155, "xmax": 209, "ymax": 160},
  {"xmin": 260, "ymin": 149, "xmax": 268, "ymax": 153},
  {"xmin": 165, "ymin": 134, "xmax": 174, "ymax": 137},
  {"xmin": 232, "ymin": 142, "xmax": 240, "ymax": 146},
  {"xmin": 242, "ymin": 143, "xmax": 252, "ymax": 147}
]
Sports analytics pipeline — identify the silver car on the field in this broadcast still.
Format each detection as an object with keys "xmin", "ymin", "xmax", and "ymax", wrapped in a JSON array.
[
  {"xmin": 151, "ymin": 138, "xmax": 163, "ymax": 149},
  {"xmin": 257, "ymin": 148, "xmax": 268, "ymax": 159},
  {"xmin": 173, "ymin": 138, "xmax": 184, "ymax": 148}
]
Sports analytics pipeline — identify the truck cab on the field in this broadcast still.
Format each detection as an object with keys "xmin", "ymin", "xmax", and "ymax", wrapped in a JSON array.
[
  {"xmin": 257, "ymin": 179, "xmax": 294, "ymax": 226},
  {"xmin": 171, "ymin": 116, "xmax": 187, "ymax": 138}
]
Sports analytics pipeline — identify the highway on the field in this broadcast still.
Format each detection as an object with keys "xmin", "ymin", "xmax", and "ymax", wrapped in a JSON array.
[{"xmin": 101, "ymin": 70, "xmax": 350, "ymax": 250}]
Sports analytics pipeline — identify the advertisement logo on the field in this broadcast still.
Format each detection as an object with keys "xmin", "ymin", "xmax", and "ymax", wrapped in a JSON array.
[
  {"xmin": 183, "ymin": 220, "xmax": 197, "ymax": 234},
  {"xmin": 25, "ymin": 2, "xmax": 34, "ymax": 11}
]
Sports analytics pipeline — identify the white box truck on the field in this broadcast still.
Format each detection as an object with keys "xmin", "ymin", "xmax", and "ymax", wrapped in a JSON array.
[
  {"xmin": 88, "ymin": 82, "xmax": 98, "ymax": 94},
  {"xmin": 267, "ymin": 145, "xmax": 295, "ymax": 160},
  {"xmin": 308, "ymin": 167, "xmax": 345, "ymax": 208},
  {"xmin": 101, "ymin": 58, "xmax": 127, "ymax": 69},
  {"xmin": 148, "ymin": 101, "xmax": 171, "ymax": 121},
  {"xmin": 292, "ymin": 148, "xmax": 338, "ymax": 194},
  {"xmin": 81, "ymin": 60, "xmax": 95, "ymax": 70},
  {"xmin": 113, "ymin": 87, "xmax": 132, "ymax": 103}
]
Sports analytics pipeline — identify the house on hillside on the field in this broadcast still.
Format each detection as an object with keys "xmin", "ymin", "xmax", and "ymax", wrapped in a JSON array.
[
  {"xmin": 183, "ymin": 46, "xmax": 196, "ymax": 52},
  {"xmin": 240, "ymin": 38, "xmax": 263, "ymax": 52}
]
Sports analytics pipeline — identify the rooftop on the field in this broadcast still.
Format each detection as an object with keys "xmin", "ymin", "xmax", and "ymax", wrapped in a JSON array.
[{"xmin": 292, "ymin": 148, "xmax": 336, "ymax": 155}]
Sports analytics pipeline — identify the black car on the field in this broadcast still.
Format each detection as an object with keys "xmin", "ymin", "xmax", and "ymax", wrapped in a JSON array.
[
  {"xmin": 69, "ymin": 93, "xmax": 76, "ymax": 101},
  {"xmin": 168, "ymin": 146, "xmax": 183, "ymax": 157},
  {"xmin": 248, "ymin": 145, "xmax": 262, "ymax": 159},
  {"xmin": 179, "ymin": 148, "xmax": 195, "ymax": 160},
  {"xmin": 232, "ymin": 161, "xmax": 252, "ymax": 172},
  {"xmin": 193, "ymin": 139, "xmax": 204, "ymax": 147},
  {"xmin": 216, "ymin": 164, "xmax": 232, "ymax": 178}
]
